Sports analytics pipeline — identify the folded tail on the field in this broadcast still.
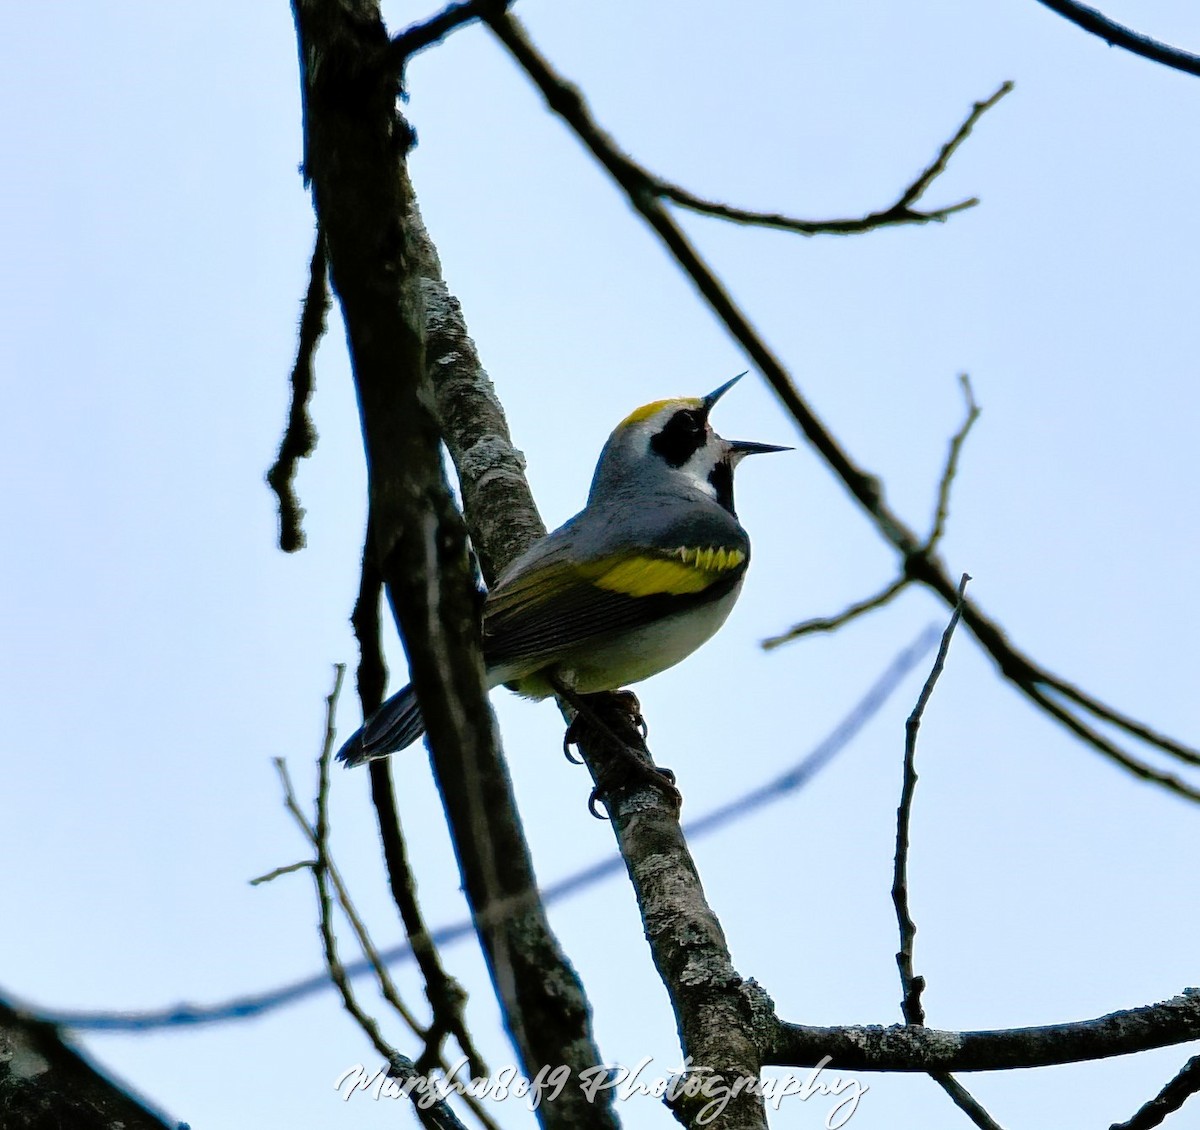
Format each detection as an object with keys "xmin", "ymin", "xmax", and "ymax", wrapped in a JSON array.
[{"xmin": 336, "ymin": 683, "xmax": 427, "ymax": 766}]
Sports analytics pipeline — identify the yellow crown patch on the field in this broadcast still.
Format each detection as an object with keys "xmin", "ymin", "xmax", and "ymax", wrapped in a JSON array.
[{"xmin": 618, "ymin": 397, "xmax": 704, "ymax": 429}]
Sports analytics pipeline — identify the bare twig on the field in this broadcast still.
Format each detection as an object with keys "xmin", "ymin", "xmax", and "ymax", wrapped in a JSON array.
[
  {"xmin": 762, "ymin": 575, "xmax": 908, "ymax": 647},
  {"xmin": 369, "ymin": 759, "xmax": 488, "ymax": 1075},
  {"xmin": 926, "ymin": 375, "xmax": 981, "ymax": 549},
  {"xmin": 1022, "ymin": 682, "xmax": 1200, "ymax": 801},
  {"xmin": 383, "ymin": 0, "xmax": 511, "ymax": 71},
  {"xmin": 657, "ymin": 83, "xmax": 1010, "ymax": 236},
  {"xmin": 1110, "ymin": 1054, "xmax": 1200, "ymax": 1130},
  {"xmin": 892, "ymin": 577, "xmax": 1002, "ymax": 1128},
  {"xmin": 893, "ymin": 576, "xmax": 970, "ymax": 1025},
  {"xmin": 934, "ymin": 1077, "xmax": 1005, "ymax": 1130},
  {"xmin": 249, "ymin": 859, "xmax": 315, "ymax": 885},
  {"xmin": 273, "ymin": 671, "xmax": 425, "ymax": 1038},
  {"xmin": 1034, "ymin": 0, "xmax": 1200, "ymax": 78},
  {"xmin": 483, "ymin": 10, "xmax": 1200, "ymax": 798},
  {"xmin": 267, "ymin": 231, "xmax": 328, "ymax": 553},
  {"xmin": 764, "ymin": 373, "xmax": 977, "ymax": 649},
  {"xmin": 1036, "ymin": 673, "xmax": 1200, "ymax": 769},
  {"xmin": 287, "ymin": 669, "xmax": 466, "ymax": 1130}
]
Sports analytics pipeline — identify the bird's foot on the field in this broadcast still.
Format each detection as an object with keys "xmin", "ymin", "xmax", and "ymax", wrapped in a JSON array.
[
  {"xmin": 555, "ymin": 684, "xmax": 680, "ymax": 819},
  {"xmin": 562, "ymin": 689, "xmax": 647, "ymax": 763}
]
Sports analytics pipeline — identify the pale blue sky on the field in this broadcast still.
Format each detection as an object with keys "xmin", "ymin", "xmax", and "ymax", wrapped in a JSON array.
[{"xmin": 3, "ymin": 2, "xmax": 1199, "ymax": 1128}]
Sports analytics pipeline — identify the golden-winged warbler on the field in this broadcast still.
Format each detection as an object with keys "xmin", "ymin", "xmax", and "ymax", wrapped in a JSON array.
[{"xmin": 338, "ymin": 374, "xmax": 788, "ymax": 765}]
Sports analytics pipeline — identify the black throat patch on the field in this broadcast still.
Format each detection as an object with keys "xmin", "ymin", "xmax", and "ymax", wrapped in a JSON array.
[{"xmin": 709, "ymin": 460, "xmax": 736, "ymax": 515}]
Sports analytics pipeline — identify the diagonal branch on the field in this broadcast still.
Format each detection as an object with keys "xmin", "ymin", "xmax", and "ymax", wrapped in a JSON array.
[
  {"xmin": 1034, "ymin": 0, "xmax": 1200, "ymax": 78},
  {"xmin": 382, "ymin": 0, "xmax": 511, "ymax": 72},
  {"xmin": 1110, "ymin": 1053, "xmax": 1200, "ymax": 1130},
  {"xmin": 656, "ymin": 83, "xmax": 1010, "ymax": 236},
  {"xmin": 566, "ymin": 702, "xmax": 770, "ymax": 1130},
  {"xmin": 352, "ymin": 533, "xmax": 489, "ymax": 1078},
  {"xmin": 485, "ymin": 9, "xmax": 1200, "ymax": 802}
]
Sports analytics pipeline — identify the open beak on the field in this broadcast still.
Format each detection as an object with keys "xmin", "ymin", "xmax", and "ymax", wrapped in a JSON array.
[
  {"xmin": 702, "ymin": 372, "xmax": 748, "ymax": 412},
  {"xmin": 703, "ymin": 373, "xmax": 792, "ymax": 458},
  {"xmin": 726, "ymin": 439, "xmax": 792, "ymax": 457}
]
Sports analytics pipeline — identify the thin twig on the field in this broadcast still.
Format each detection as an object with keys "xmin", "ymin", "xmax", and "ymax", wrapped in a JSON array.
[
  {"xmin": 267, "ymin": 231, "xmax": 328, "ymax": 553},
  {"xmin": 933, "ymin": 1076, "xmax": 1005, "ymax": 1130},
  {"xmin": 249, "ymin": 859, "xmax": 315, "ymax": 886},
  {"xmin": 892, "ymin": 577, "xmax": 1002, "ymax": 1128},
  {"xmin": 926, "ymin": 374, "xmax": 981, "ymax": 550},
  {"xmin": 1020, "ymin": 682, "xmax": 1200, "ymax": 802},
  {"xmin": 763, "ymin": 575, "xmax": 908, "ymax": 648},
  {"xmin": 657, "ymin": 83, "xmax": 1010, "ymax": 236},
  {"xmin": 1036, "ymin": 673, "xmax": 1200, "ymax": 769},
  {"xmin": 287, "ymin": 667, "xmax": 475, "ymax": 1130},
  {"xmin": 893, "ymin": 577, "xmax": 970, "ymax": 1025},
  {"xmin": 1034, "ymin": 0, "xmax": 1200, "ymax": 78},
  {"xmin": 273, "ymin": 753, "xmax": 426, "ymax": 1038},
  {"xmin": 764, "ymin": 373, "xmax": 978, "ymax": 649},
  {"xmin": 1110, "ymin": 1054, "xmax": 1200, "ymax": 1130},
  {"xmin": 382, "ymin": 0, "xmax": 511, "ymax": 71}
]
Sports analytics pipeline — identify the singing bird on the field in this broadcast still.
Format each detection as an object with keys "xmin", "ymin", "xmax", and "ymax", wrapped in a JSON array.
[{"xmin": 337, "ymin": 374, "xmax": 787, "ymax": 766}]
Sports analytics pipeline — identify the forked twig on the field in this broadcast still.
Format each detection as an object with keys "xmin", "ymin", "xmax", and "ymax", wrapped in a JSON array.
[{"xmin": 657, "ymin": 84, "xmax": 1010, "ymax": 236}]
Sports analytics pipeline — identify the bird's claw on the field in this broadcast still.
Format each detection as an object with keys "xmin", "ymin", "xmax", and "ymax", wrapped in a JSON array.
[
  {"xmin": 608, "ymin": 689, "xmax": 648, "ymax": 739},
  {"xmin": 588, "ymin": 763, "xmax": 680, "ymax": 820},
  {"xmin": 562, "ymin": 716, "xmax": 588, "ymax": 764}
]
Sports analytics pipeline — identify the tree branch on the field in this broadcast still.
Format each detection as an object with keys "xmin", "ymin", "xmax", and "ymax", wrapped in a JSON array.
[
  {"xmin": 353, "ymin": 534, "xmax": 489, "ymax": 1078},
  {"xmin": 291, "ymin": 4, "xmax": 614, "ymax": 1126},
  {"xmin": 566, "ymin": 702, "xmax": 771, "ymax": 1129},
  {"xmin": 1034, "ymin": 0, "xmax": 1200, "ymax": 78},
  {"xmin": 769, "ymin": 989, "xmax": 1200, "ymax": 1072},
  {"xmin": 267, "ymin": 230, "xmax": 328, "ymax": 552},
  {"xmin": 1110, "ymin": 1053, "xmax": 1200, "ymax": 1130},
  {"xmin": 892, "ymin": 577, "xmax": 1002, "ymax": 1129},
  {"xmin": 382, "ymin": 0, "xmax": 511, "ymax": 72},
  {"xmin": 0, "ymin": 998, "xmax": 175, "ymax": 1130}
]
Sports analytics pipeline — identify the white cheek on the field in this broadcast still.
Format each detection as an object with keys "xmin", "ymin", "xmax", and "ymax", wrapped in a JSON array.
[{"xmin": 680, "ymin": 457, "xmax": 717, "ymax": 498}]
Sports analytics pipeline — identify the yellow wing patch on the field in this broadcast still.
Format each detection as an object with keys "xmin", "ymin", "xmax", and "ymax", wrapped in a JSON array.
[
  {"xmin": 618, "ymin": 397, "xmax": 703, "ymax": 429},
  {"xmin": 590, "ymin": 547, "xmax": 746, "ymax": 597}
]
